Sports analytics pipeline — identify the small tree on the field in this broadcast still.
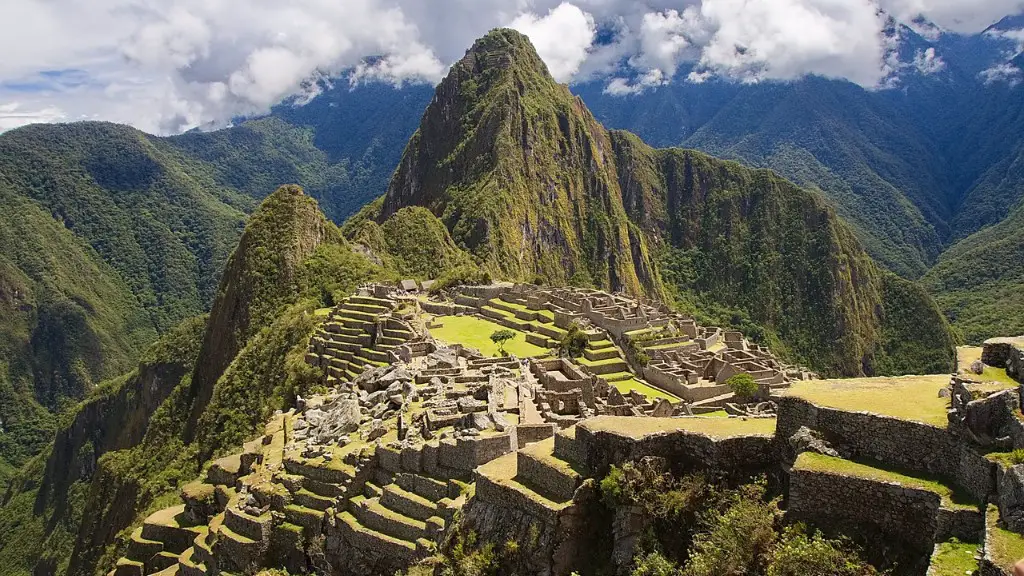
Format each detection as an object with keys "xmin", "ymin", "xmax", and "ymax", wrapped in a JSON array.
[
  {"xmin": 726, "ymin": 373, "xmax": 759, "ymax": 400},
  {"xmin": 490, "ymin": 329, "xmax": 516, "ymax": 356},
  {"xmin": 558, "ymin": 323, "xmax": 589, "ymax": 359}
]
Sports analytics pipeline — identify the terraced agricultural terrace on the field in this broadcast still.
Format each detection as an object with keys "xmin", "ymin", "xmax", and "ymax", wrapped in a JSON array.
[{"xmin": 107, "ymin": 284, "xmax": 1024, "ymax": 576}]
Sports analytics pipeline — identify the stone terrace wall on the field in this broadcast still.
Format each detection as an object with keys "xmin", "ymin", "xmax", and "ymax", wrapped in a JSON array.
[
  {"xmin": 788, "ymin": 469, "xmax": 940, "ymax": 575},
  {"xmin": 573, "ymin": 424, "xmax": 777, "ymax": 480},
  {"xmin": 777, "ymin": 397, "xmax": 995, "ymax": 502},
  {"xmin": 1010, "ymin": 346, "xmax": 1024, "ymax": 384}
]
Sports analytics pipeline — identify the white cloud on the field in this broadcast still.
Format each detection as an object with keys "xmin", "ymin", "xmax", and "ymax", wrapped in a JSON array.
[
  {"xmin": 0, "ymin": 0, "xmax": 1022, "ymax": 133},
  {"xmin": 509, "ymin": 3, "xmax": 596, "ymax": 83},
  {"xmin": 912, "ymin": 47, "xmax": 946, "ymax": 74},
  {"xmin": 981, "ymin": 62, "xmax": 1023, "ymax": 85},
  {"xmin": 0, "ymin": 102, "xmax": 65, "ymax": 132}
]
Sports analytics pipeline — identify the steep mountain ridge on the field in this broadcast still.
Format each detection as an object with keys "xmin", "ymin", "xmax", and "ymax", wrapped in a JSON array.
[
  {"xmin": 382, "ymin": 30, "xmax": 661, "ymax": 295},
  {"xmin": 380, "ymin": 28, "xmax": 956, "ymax": 377},
  {"xmin": 183, "ymin": 185, "xmax": 332, "ymax": 441}
]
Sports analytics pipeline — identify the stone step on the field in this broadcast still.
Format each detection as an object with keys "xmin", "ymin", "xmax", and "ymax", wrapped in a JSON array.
[
  {"xmin": 378, "ymin": 336, "xmax": 406, "ymax": 347},
  {"xmin": 583, "ymin": 347, "xmax": 621, "ymax": 361},
  {"xmin": 140, "ymin": 506, "xmax": 203, "ymax": 555},
  {"xmin": 347, "ymin": 295, "xmax": 394, "ymax": 308},
  {"xmin": 337, "ymin": 511, "xmax": 417, "ymax": 556},
  {"xmin": 343, "ymin": 302, "xmax": 390, "ymax": 316},
  {"xmin": 381, "ymin": 484, "xmax": 440, "ymax": 522},
  {"xmin": 582, "ymin": 359, "xmax": 629, "ymax": 375},
  {"xmin": 351, "ymin": 495, "xmax": 428, "ymax": 542},
  {"xmin": 486, "ymin": 300, "xmax": 518, "ymax": 315},
  {"xmin": 211, "ymin": 524, "xmax": 261, "ymax": 573},
  {"xmin": 144, "ymin": 551, "xmax": 180, "ymax": 575},
  {"xmin": 337, "ymin": 308, "xmax": 379, "ymax": 323},
  {"xmin": 475, "ymin": 453, "xmax": 573, "ymax": 524},
  {"xmin": 283, "ymin": 504, "xmax": 325, "ymax": 534},
  {"xmin": 341, "ymin": 317, "xmax": 374, "ymax": 331},
  {"xmin": 302, "ymin": 477, "xmax": 346, "ymax": 499},
  {"xmin": 293, "ymin": 488, "xmax": 334, "ymax": 511},
  {"xmin": 332, "ymin": 332, "xmax": 370, "ymax": 346},
  {"xmin": 332, "ymin": 325, "xmax": 363, "ymax": 337},
  {"xmin": 395, "ymin": 473, "xmax": 449, "ymax": 502},
  {"xmin": 205, "ymin": 455, "xmax": 242, "ymax": 486},
  {"xmin": 364, "ymin": 481, "xmax": 384, "ymax": 499},
  {"xmin": 358, "ymin": 347, "xmax": 390, "ymax": 363},
  {"xmin": 553, "ymin": 426, "xmax": 580, "ymax": 466},
  {"xmin": 515, "ymin": 437, "xmax": 582, "ymax": 503},
  {"xmin": 532, "ymin": 323, "xmax": 567, "ymax": 340},
  {"xmin": 223, "ymin": 506, "xmax": 270, "ymax": 543},
  {"xmin": 283, "ymin": 456, "xmax": 356, "ymax": 484},
  {"xmin": 382, "ymin": 328, "xmax": 413, "ymax": 340},
  {"xmin": 177, "ymin": 548, "xmax": 206, "ymax": 576},
  {"xmin": 127, "ymin": 527, "xmax": 163, "ymax": 562},
  {"xmin": 600, "ymin": 371, "xmax": 634, "ymax": 383},
  {"xmin": 114, "ymin": 558, "xmax": 144, "ymax": 576},
  {"xmin": 147, "ymin": 564, "xmax": 180, "ymax": 576}
]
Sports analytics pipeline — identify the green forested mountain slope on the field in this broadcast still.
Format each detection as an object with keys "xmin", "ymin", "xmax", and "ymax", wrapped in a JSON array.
[
  {"xmin": 681, "ymin": 79, "xmax": 951, "ymax": 278},
  {"xmin": 380, "ymin": 29, "xmax": 955, "ymax": 377},
  {"xmin": 924, "ymin": 201, "xmax": 1024, "ymax": 342},
  {"xmin": 0, "ymin": 180, "xmax": 155, "ymax": 481},
  {"xmin": 0, "ymin": 115, "xmax": 402, "ymax": 483}
]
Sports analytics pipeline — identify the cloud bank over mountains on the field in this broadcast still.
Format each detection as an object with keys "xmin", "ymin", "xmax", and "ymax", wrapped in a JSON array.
[{"xmin": 1, "ymin": 0, "xmax": 1022, "ymax": 134}]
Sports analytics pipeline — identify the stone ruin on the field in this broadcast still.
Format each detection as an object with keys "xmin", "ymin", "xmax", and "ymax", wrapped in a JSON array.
[{"xmin": 103, "ymin": 283, "xmax": 829, "ymax": 576}]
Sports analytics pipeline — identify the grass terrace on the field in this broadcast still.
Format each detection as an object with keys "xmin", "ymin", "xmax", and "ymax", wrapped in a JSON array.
[
  {"xmin": 612, "ymin": 378, "xmax": 681, "ymax": 402},
  {"xmin": 582, "ymin": 415, "xmax": 776, "ymax": 439},
  {"xmin": 929, "ymin": 540, "xmax": 980, "ymax": 575},
  {"xmin": 427, "ymin": 315, "xmax": 550, "ymax": 358},
  {"xmin": 795, "ymin": 452, "xmax": 976, "ymax": 510},
  {"xmin": 782, "ymin": 375, "xmax": 951, "ymax": 427},
  {"xmin": 493, "ymin": 298, "xmax": 556, "ymax": 321},
  {"xmin": 958, "ymin": 346, "xmax": 1019, "ymax": 387},
  {"xmin": 988, "ymin": 504, "xmax": 1024, "ymax": 571}
]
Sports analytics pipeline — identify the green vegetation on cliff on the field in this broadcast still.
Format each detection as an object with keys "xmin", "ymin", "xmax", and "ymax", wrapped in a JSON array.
[
  {"xmin": 380, "ymin": 28, "xmax": 955, "ymax": 377},
  {"xmin": 923, "ymin": 201, "xmax": 1024, "ymax": 343},
  {"xmin": 1, "ymin": 186, "xmax": 476, "ymax": 576}
]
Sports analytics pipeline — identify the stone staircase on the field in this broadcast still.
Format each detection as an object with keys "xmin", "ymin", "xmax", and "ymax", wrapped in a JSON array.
[
  {"xmin": 306, "ymin": 296, "xmax": 416, "ymax": 385},
  {"xmin": 474, "ymin": 428, "xmax": 584, "ymax": 523},
  {"xmin": 109, "ymin": 505, "xmax": 206, "ymax": 576},
  {"xmin": 339, "ymin": 468, "xmax": 469, "ymax": 563}
]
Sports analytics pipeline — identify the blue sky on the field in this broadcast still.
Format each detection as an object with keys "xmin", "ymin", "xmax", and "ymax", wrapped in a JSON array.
[{"xmin": 1, "ymin": 0, "xmax": 1021, "ymax": 134}]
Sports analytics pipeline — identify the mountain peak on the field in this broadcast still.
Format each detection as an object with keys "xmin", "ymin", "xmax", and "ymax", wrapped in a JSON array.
[{"xmin": 462, "ymin": 28, "xmax": 549, "ymax": 75}]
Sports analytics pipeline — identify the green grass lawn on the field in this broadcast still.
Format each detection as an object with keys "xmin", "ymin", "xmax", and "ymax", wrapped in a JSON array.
[
  {"xmin": 428, "ymin": 315, "xmax": 550, "ymax": 358},
  {"xmin": 958, "ymin": 346, "xmax": 1020, "ymax": 386},
  {"xmin": 782, "ymin": 375, "xmax": 952, "ymax": 427},
  {"xmin": 988, "ymin": 505, "xmax": 1024, "ymax": 571},
  {"xmin": 612, "ymin": 378, "xmax": 681, "ymax": 402},
  {"xmin": 929, "ymin": 540, "xmax": 980, "ymax": 575},
  {"xmin": 794, "ymin": 452, "xmax": 976, "ymax": 509},
  {"xmin": 584, "ymin": 415, "xmax": 776, "ymax": 439}
]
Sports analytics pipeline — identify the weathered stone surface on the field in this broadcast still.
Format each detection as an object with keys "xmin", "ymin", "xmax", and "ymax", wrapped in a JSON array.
[{"xmin": 788, "ymin": 426, "xmax": 839, "ymax": 457}]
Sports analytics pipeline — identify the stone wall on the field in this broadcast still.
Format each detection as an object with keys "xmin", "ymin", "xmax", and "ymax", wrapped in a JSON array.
[
  {"xmin": 1010, "ymin": 346, "xmax": 1024, "ymax": 384},
  {"xmin": 573, "ymin": 424, "xmax": 777, "ymax": 480},
  {"xmin": 788, "ymin": 468, "xmax": 940, "ymax": 575},
  {"xmin": 777, "ymin": 397, "xmax": 995, "ymax": 502}
]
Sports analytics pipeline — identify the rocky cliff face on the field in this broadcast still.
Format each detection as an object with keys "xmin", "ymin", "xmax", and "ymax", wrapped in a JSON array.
[
  {"xmin": 34, "ymin": 317, "xmax": 205, "ymax": 520},
  {"xmin": 185, "ymin": 185, "xmax": 333, "ymax": 439},
  {"xmin": 379, "ymin": 29, "xmax": 955, "ymax": 377}
]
